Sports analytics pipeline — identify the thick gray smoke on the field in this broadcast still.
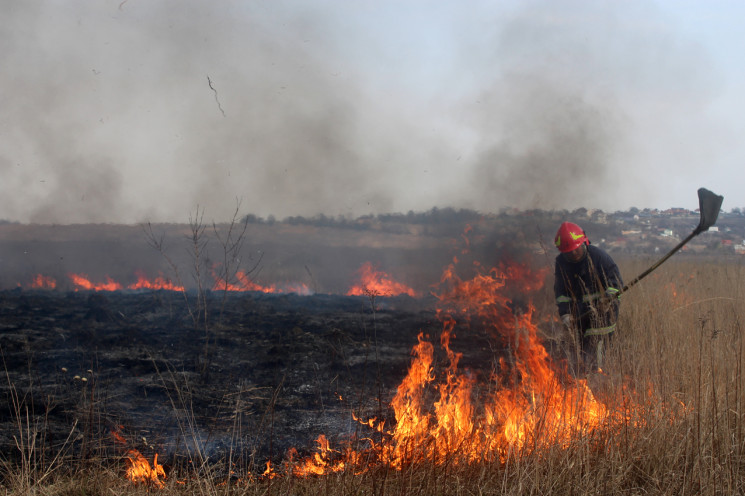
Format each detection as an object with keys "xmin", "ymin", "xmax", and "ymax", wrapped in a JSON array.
[
  {"xmin": 0, "ymin": 1, "xmax": 724, "ymax": 224},
  {"xmin": 462, "ymin": 0, "xmax": 720, "ymax": 212},
  {"xmin": 466, "ymin": 75, "xmax": 621, "ymax": 211}
]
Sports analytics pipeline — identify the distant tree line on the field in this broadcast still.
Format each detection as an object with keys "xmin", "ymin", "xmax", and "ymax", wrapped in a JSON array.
[
  {"xmin": 239, "ymin": 205, "xmax": 745, "ymax": 234},
  {"xmin": 241, "ymin": 207, "xmax": 486, "ymax": 230}
]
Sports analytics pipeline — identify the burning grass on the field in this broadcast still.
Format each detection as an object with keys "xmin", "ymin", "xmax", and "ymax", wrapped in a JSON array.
[
  {"xmin": 346, "ymin": 261, "xmax": 419, "ymax": 297},
  {"xmin": 2, "ymin": 258, "xmax": 745, "ymax": 494}
]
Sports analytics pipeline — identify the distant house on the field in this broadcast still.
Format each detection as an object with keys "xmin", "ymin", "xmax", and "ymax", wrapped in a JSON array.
[
  {"xmin": 588, "ymin": 209, "xmax": 608, "ymax": 224},
  {"xmin": 662, "ymin": 208, "xmax": 693, "ymax": 216}
]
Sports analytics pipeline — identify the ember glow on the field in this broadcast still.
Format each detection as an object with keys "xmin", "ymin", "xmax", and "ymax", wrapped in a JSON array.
[
  {"xmin": 346, "ymin": 262, "xmax": 418, "ymax": 297},
  {"xmin": 281, "ymin": 256, "xmax": 617, "ymax": 476},
  {"xmin": 665, "ymin": 280, "xmax": 694, "ymax": 308}
]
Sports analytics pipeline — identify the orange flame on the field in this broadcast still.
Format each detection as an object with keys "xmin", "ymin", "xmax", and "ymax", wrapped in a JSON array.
[
  {"xmin": 69, "ymin": 273, "xmax": 122, "ymax": 291},
  {"xmin": 262, "ymin": 460, "xmax": 278, "ymax": 479},
  {"xmin": 111, "ymin": 428, "xmax": 166, "ymax": 488},
  {"xmin": 378, "ymin": 261, "xmax": 605, "ymax": 465},
  {"xmin": 664, "ymin": 281, "xmax": 693, "ymax": 307},
  {"xmin": 212, "ymin": 269, "xmax": 273, "ymax": 292},
  {"xmin": 281, "ymin": 257, "xmax": 613, "ymax": 477},
  {"xmin": 289, "ymin": 434, "xmax": 363, "ymax": 476},
  {"xmin": 30, "ymin": 274, "xmax": 56, "ymax": 289},
  {"xmin": 43, "ymin": 270, "xmax": 309, "ymax": 293},
  {"xmin": 111, "ymin": 429, "xmax": 127, "ymax": 446},
  {"xmin": 212, "ymin": 269, "xmax": 310, "ymax": 294},
  {"xmin": 346, "ymin": 262, "xmax": 418, "ymax": 297},
  {"xmin": 128, "ymin": 271, "xmax": 185, "ymax": 291},
  {"xmin": 125, "ymin": 449, "xmax": 166, "ymax": 488}
]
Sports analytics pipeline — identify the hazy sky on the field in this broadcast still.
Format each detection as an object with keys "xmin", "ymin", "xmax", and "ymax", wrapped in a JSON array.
[{"xmin": 2, "ymin": 0, "xmax": 742, "ymax": 224}]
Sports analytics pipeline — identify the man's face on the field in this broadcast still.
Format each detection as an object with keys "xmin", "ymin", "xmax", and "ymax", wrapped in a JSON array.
[{"xmin": 563, "ymin": 244, "xmax": 586, "ymax": 263}]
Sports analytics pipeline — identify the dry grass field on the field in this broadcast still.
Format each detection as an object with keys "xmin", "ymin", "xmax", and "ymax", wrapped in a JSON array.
[{"xmin": 2, "ymin": 256, "xmax": 744, "ymax": 495}]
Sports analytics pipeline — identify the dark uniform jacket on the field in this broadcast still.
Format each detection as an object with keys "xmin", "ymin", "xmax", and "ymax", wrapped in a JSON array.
[{"xmin": 554, "ymin": 244, "xmax": 623, "ymax": 336}]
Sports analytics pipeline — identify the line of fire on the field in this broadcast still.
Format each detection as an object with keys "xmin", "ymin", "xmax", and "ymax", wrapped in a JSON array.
[{"xmin": 20, "ymin": 262, "xmax": 416, "ymax": 297}]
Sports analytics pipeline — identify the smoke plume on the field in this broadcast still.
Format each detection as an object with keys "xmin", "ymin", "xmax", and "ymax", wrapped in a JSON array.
[{"xmin": 0, "ymin": 1, "xmax": 721, "ymax": 224}]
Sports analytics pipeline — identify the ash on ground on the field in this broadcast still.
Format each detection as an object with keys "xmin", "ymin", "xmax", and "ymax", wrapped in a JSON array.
[{"xmin": 0, "ymin": 289, "xmax": 510, "ymax": 470}]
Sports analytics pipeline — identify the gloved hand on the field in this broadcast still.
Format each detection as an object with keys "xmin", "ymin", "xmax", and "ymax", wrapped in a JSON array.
[
  {"xmin": 561, "ymin": 314, "xmax": 575, "ymax": 332},
  {"xmin": 605, "ymin": 287, "xmax": 620, "ymax": 299},
  {"xmin": 597, "ymin": 288, "xmax": 620, "ymax": 315}
]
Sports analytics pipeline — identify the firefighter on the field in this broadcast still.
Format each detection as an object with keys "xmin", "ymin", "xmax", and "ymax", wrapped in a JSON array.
[{"xmin": 553, "ymin": 221, "xmax": 622, "ymax": 375}]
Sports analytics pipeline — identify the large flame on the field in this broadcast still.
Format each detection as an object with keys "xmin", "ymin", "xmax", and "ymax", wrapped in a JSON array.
[
  {"xmin": 379, "ymin": 259, "xmax": 605, "ymax": 466},
  {"xmin": 286, "ymin": 256, "xmax": 611, "ymax": 476},
  {"xmin": 346, "ymin": 262, "xmax": 418, "ymax": 297}
]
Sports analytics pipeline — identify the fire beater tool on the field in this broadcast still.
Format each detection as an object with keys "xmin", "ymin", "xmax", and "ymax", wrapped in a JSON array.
[{"xmin": 615, "ymin": 187, "xmax": 724, "ymax": 297}]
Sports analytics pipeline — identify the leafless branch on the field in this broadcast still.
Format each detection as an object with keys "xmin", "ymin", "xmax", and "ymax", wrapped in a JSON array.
[
  {"xmin": 142, "ymin": 222, "xmax": 196, "ymax": 324},
  {"xmin": 206, "ymin": 75, "xmax": 226, "ymax": 117}
]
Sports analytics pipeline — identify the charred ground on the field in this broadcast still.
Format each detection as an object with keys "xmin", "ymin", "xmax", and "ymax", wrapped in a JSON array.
[{"xmin": 0, "ymin": 287, "xmax": 511, "ymax": 472}]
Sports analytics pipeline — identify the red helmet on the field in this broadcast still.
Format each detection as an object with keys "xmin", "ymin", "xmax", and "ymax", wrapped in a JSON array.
[{"xmin": 554, "ymin": 222, "xmax": 588, "ymax": 253}]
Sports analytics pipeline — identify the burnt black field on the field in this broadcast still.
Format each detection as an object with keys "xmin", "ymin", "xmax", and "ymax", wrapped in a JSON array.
[{"xmin": 0, "ymin": 287, "xmax": 510, "ymax": 472}]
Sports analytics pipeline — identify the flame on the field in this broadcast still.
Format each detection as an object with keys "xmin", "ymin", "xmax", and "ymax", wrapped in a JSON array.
[
  {"xmin": 28, "ymin": 270, "xmax": 309, "ymax": 293},
  {"xmin": 346, "ymin": 262, "xmax": 418, "ymax": 297},
  {"xmin": 111, "ymin": 429, "xmax": 127, "ymax": 446},
  {"xmin": 279, "ymin": 256, "xmax": 616, "ymax": 476},
  {"xmin": 664, "ymin": 281, "xmax": 693, "ymax": 307},
  {"xmin": 111, "ymin": 429, "xmax": 166, "ymax": 488},
  {"xmin": 262, "ymin": 460, "xmax": 278, "ymax": 479},
  {"xmin": 128, "ymin": 271, "xmax": 185, "ymax": 291},
  {"xmin": 69, "ymin": 273, "xmax": 122, "ymax": 291},
  {"xmin": 291, "ymin": 435, "xmax": 337, "ymax": 475},
  {"xmin": 212, "ymin": 269, "xmax": 310, "ymax": 294},
  {"xmin": 290, "ymin": 435, "xmax": 363, "ymax": 476},
  {"xmin": 29, "ymin": 274, "xmax": 56, "ymax": 289},
  {"xmin": 125, "ymin": 449, "xmax": 166, "ymax": 488},
  {"xmin": 377, "ymin": 260, "xmax": 605, "ymax": 464}
]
